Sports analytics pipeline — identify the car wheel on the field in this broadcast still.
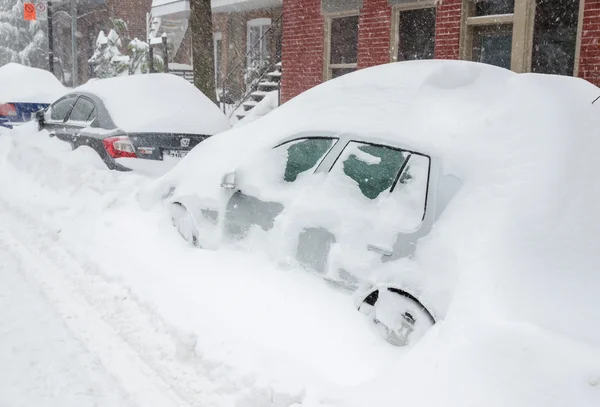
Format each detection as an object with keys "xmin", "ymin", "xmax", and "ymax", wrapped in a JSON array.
[
  {"xmin": 359, "ymin": 288, "xmax": 435, "ymax": 347},
  {"xmin": 170, "ymin": 202, "xmax": 198, "ymax": 246}
]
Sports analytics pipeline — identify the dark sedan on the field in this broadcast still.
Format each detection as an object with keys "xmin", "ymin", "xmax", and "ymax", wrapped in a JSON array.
[{"xmin": 36, "ymin": 73, "xmax": 230, "ymax": 175}]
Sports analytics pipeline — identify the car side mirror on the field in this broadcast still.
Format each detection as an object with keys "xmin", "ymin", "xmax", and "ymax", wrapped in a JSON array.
[
  {"xmin": 35, "ymin": 109, "xmax": 45, "ymax": 127},
  {"xmin": 220, "ymin": 172, "xmax": 237, "ymax": 190}
]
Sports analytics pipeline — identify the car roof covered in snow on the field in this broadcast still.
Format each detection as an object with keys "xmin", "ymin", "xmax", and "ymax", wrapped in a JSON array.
[
  {"xmin": 75, "ymin": 73, "xmax": 231, "ymax": 135},
  {"xmin": 0, "ymin": 63, "xmax": 67, "ymax": 104}
]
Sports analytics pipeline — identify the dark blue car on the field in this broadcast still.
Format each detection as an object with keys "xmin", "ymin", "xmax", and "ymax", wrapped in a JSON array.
[
  {"xmin": 0, "ymin": 63, "xmax": 66, "ymax": 130},
  {"xmin": 0, "ymin": 102, "xmax": 50, "ymax": 129}
]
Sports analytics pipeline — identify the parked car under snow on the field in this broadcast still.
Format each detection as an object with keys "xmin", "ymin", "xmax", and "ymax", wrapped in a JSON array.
[
  {"xmin": 0, "ymin": 63, "xmax": 66, "ymax": 130},
  {"xmin": 144, "ymin": 60, "xmax": 600, "ymax": 346},
  {"xmin": 35, "ymin": 73, "xmax": 230, "ymax": 175}
]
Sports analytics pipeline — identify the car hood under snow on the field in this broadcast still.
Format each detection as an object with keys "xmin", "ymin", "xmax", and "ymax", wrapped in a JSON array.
[{"xmin": 76, "ymin": 73, "xmax": 230, "ymax": 135}]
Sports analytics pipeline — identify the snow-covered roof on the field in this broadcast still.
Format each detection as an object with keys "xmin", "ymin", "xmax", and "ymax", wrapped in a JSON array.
[
  {"xmin": 0, "ymin": 63, "xmax": 67, "ymax": 104},
  {"xmin": 76, "ymin": 73, "xmax": 230, "ymax": 135},
  {"xmin": 151, "ymin": 0, "xmax": 281, "ymax": 17}
]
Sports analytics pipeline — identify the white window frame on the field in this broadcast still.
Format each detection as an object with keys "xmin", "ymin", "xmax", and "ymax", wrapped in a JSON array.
[
  {"xmin": 390, "ymin": 0, "xmax": 438, "ymax": 63},
  {"xmin": 323, "ymin": 10, "xmax": 360, "ymax": 81},
  {"xmin": 246, "ymin": 18, "xmax": 272, "ymax": 69},
  {"xmin": 460, "ymin": 0, "xmax": 585, "ymax": 75}
]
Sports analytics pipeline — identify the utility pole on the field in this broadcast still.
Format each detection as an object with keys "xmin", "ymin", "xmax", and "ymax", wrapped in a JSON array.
[
  {"xmin": 70, "ymin": 0, "xmax": 78, "ymax": 87},
  {"xmin": 48, "ymin": 1, "xmax": 54, "ymax": 74}
]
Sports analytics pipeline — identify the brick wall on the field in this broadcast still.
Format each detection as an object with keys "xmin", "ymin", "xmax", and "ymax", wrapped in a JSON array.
[
  {"xmin": 434, "ymin": 0, "xmax": 462, "ymax": 60},
  {"xmin": 108, "ymin": 0, "xmax": 153, "ymax": 42},
  {"xmin": 358, "ymin": 0, "xmax": 392, "ymax": 68},
  {"xmin": 281, "ymin": 0, "xmax": 325, "ymax": 102},
  {"xmin": 578, "ymin": 0, "xmax": 600, "ymax": 86}
]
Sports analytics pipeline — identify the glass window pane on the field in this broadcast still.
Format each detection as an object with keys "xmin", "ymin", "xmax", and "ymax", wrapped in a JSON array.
[
  {"xmin": 331, "ymin": 67, "xmax": 356, "ymax": 79},
  {"xmin": 48, "ymin": 96, "xmax": 78, "ymax": 122},
  {"xmin": 398, "ymin": 7, "xmax": 436, "ymax": 61},
  {"xmin": 281, "ymin": 138, "xmax": 336, "ymax": 183},
  {"xmin": 475, "ymin": 0, "xmax": 514, "ymax": 16},
  {"xmin": 330, "ymin": 16, "xmax": 359, "ymax": 64},
  {"xmin": 532, "ymin": 0, "xmax": 579, "ymax": 76},
  {"xmin": 68, "ymin": 98, "xmax": 96, "ymax": 123},
  {"xmin": 335, "ymin": 143, "xmax": 409, "ymax": 200},
  {"xmin": 472, "ymin": 24, "xmax": 513, "ymax": 69},
  {"xmin": 391, "ymin": 154, "xmax": 430, "ymax": 229}
]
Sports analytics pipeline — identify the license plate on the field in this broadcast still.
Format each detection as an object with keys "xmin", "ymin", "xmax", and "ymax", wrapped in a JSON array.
[{"xmin": 165, "ymin": 150, "xmax": 188, "ymax": 159}]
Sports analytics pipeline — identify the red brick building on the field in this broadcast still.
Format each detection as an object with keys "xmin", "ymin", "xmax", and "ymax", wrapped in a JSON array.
[{"xmin": 282, "ymin": 0, "xmax": 600, "ymax": 103}]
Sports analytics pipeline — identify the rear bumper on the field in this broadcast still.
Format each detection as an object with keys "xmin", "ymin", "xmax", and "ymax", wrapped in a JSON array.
[{"xmin": 114, "ymin": 156, "xmax": 184, "ymax": 177}]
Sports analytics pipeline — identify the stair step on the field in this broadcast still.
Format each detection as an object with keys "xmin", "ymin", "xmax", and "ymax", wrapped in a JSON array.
[
  {"xmin": 243, "ymin": 100, "xmax": 258, "ymax": 110},
  {"xmin": 251, "ymin": 90, "xmax": 268, "ymax": 99},
  {"xmin": 266, "ymin": 71, "xmax": 282, "ymax": 78},
  {"xmin": 258, "ymin": 81, "xmax": 280, "ymax": 88}
]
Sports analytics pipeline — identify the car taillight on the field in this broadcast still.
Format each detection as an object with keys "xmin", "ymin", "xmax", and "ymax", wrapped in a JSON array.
[
  {"xmin": 0, "ymin": 103, "xmax": 17, "ymax": 117},
  {"xmin": 102, "ymin": 136, "xmax": 137, "ymax": 158}
]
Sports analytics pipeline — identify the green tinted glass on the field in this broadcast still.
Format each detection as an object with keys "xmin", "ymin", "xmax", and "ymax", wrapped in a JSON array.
[
  {"xmin": 342, "ymin": 145, "xmax": 408, "ymax": 199},
  {"xmin": 283, "ymin": 138, "xmax": 335, "ymax": 182}
]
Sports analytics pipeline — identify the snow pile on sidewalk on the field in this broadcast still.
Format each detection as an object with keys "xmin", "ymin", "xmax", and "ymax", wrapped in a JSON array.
[{"xmin": 1, "ymin": 64, "xmax": 600, "ymax": 406}]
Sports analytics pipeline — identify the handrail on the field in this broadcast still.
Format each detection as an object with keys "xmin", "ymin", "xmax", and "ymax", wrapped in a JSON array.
[
  {"xmin": 220, "ymin": 12, "xmax": 282, "ymax": 93},
  {"xmin": 227, "ymin": 60, "xmax": 278, "ymax": 118}
]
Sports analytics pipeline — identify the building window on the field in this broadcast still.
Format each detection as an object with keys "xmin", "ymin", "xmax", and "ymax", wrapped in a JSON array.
[
  {"xmin": 214, "ymin": 32, "xmax": 222, "ymax": 90},
  {"xmin": 461, "ymin": 0, "xmax": 583, "ymax": 76},
  {"xmin": 247, "ymin": 18, "xmax": 271, "ymax": 72},
  {"xmin": 325, "ymin": 14, "xmax": 359, "ymax": 80},
  {"xmin": 531, "ymin": 0, "xmax": 580, "ymax": 76},
  {"xmin": 392, "ymin": 3, "xmax": 437, "ymax": 62}
]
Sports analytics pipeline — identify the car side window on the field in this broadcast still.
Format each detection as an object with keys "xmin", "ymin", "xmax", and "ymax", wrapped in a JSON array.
[
  {"xmin": 47, "ymin": 96, "xmax": 78, "ymax": 122},
  {"xmin": 276, "ymin": 138, "xmax": 336, "ymax": 182},
  {"xmin": 68, "ymin": 97, "xmax": 97, "ymax": 124},
  {"xmin": 391, "ymin": 153, "xmax": 430, "ymax": 227},
  {"xmin": 333, "ymin": 142, "xmax": 410, "ymax": 200}
]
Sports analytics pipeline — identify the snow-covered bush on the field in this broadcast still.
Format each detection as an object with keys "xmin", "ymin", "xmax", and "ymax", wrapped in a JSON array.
[
  {"xmin": 128, "ymin": 38, "xmax": 163, "ymax": 75},
  {"xmin": 88, "ymin": 29, "xmax": 128, "ymax": 79}
]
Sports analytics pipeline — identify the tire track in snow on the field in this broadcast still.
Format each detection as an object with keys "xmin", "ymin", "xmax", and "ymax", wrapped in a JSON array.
[
  {"xmin": 0, "ymin": 209, "xmax": 191, "ymax": 407},
  {"xmin": 0, "ymin": 197, "xmax": 252, "ymax": 407}
]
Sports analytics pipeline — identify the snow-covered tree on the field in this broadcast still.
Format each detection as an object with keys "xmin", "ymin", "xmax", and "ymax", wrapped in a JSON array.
[
  {"xmin": 0, "ymin": 0, "xmax": 48, "ymax": 68},
  {"xmin": 88, "ymin": 29, "xmax": 128, "ymax": 79},
  {"xmin": 128, "ymin": 38, "xmax": 163, "ymax": 75}
]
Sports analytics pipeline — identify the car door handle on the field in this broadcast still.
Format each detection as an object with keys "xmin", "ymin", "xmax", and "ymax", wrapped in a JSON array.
[
  {"xmin": 48, "ymin": 132, "xmax": 56, "ymax": 137},
  {"xmin": 367, "ymin": 244, "xmax": 393, "ymax": 257}
]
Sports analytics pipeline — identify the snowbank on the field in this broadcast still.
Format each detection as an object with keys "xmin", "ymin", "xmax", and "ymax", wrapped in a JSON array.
[
  {"xmin": 0, "ymin": 62, "xmax": 66, "ymax": 103},
  {"xmin": 76, "ymin": 73, "xmax": 230, "ymax": 135},
  {"xmin": 234, "ymin": 90, "xmax": 280, "ymax": 127}
]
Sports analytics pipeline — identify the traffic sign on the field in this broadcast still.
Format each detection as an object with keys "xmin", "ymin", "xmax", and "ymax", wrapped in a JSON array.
[
  {"xmin": 36, "ymin": 2, "xmax": 47, "ymax": 21},
  {"xmin": 24, "ymin": 2, "xmax": 36, "ymax": 21}
]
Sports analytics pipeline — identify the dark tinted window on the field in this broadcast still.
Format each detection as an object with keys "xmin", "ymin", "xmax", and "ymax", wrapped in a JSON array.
[
  {"xmin": 532, "ymin": 0, "xmax": 579, "ymax": 76},
  {"xmin": 398, "ymin": 7, "xmax": 436, "ymax": 61},
  {"xmin": 68, "ymin": 97, "xmax": 96, "ymax": 123},
  {"xmin": 475, "ymin": 0, "xmax": 514, "ymax": 16},
  {"xmin": 277, "ymin": 138, "xmax": 336, "ymax": 183},
  {"xmin": 330, "ymin": 16, "xmax": 359, "ymax": 64},
  {"xmin": 472, "ymin": 24, "xmax": 513, "ymax": 69},
  {"xmin": 49, "ymin": 96, "xmax": 77, "ymax": 122}
]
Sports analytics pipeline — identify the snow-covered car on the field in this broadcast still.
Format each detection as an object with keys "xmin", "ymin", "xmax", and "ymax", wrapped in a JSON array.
[
  {"xmin": 35, "ymin": 73, "xmax": 230, "ymax": 174},
  {"xmin": 0, "ymin": 63, "xmax": 66, "ymax": 129},
  {"xmin": 144, "ymin": 60, "xmax": 600, "ymax": 346}
]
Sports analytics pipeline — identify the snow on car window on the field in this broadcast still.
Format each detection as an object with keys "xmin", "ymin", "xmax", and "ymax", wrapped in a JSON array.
[
  {"xmin": 281, "ymin": 138, "xmax": 336, "ymax": 182},
  {"xmin": 390, "ymin": 153, "xmax": 430, "ymax": 230},
  {"xmin": 335, "ymin": 142, "xmax": 409, "ymax": 200}
]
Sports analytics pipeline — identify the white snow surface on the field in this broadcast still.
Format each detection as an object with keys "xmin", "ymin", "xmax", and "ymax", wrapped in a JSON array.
[
  {"xmin": 76, "ymin": 73, "xmax": 230, "ymax": 135},
  {"xmin": 0, "ymin": 60, "xmax": 599, "ymax": 406},
  {"xmin": 0, "ymin": 62, "xmax": 67, "ymax": 103}
]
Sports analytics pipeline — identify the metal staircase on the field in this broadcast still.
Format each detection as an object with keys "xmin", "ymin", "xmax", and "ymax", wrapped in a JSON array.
[{"xmin": 235, "ymin": 62, "xmax": 282, "ymax": 120}]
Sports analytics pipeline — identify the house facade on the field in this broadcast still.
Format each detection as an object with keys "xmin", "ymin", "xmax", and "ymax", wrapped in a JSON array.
[
  {"xmin": 148, "ymin": 0, "xmax": 282, "ymax": 100},
  {"xmin": 281, "ymin": 0, "xmax": 600, "ymax": 102}
]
